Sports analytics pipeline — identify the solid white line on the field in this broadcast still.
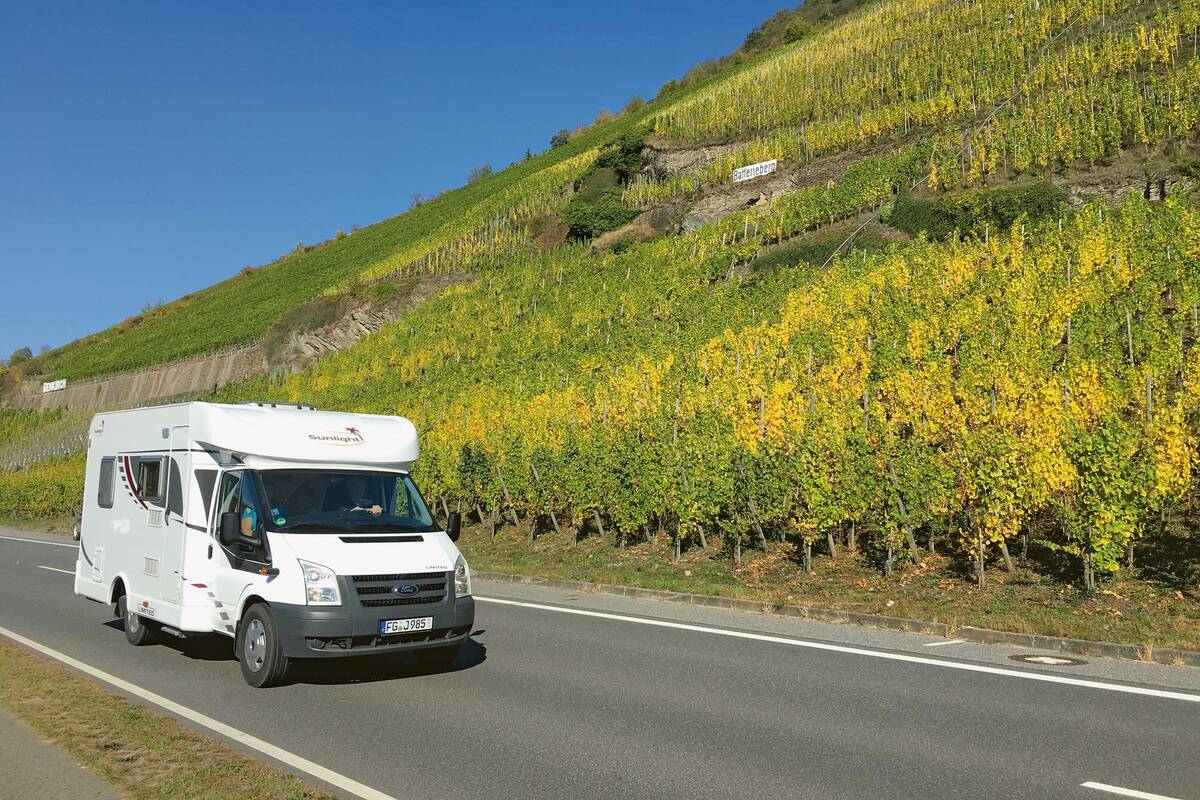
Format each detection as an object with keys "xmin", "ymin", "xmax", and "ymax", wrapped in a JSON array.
[
  {"xmin": 36, "ymin": 565, "xmax": 74, "ymax": 575},
  {"xmin": 0, "ymin": 626, "xmax": 399, "ymax": 800},
  {"xmin": 1081, "ymin": 780, "xmax": 1186, "ymax": 799},
  {"xmin": 922, "ymin": 639, "xmax": 966, "ymax": 647},
  {"xmin": 474, "ymin": 596, "xmax": 1200, "ymax": 704},
  {"xmin": 0, "ymin": 534, "xmax": 76, "ymax": 549}
]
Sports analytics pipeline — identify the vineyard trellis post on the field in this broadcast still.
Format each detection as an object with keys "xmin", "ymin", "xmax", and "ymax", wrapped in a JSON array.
[{"xmin": 495, "ymin": 465, "xmax": 521, "ymax": 529}]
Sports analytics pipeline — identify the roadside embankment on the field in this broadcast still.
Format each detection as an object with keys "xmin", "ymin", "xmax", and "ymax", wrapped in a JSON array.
[{"xmin": 456, "ymin": 523, "xmax": 1200, "ymax": 659}]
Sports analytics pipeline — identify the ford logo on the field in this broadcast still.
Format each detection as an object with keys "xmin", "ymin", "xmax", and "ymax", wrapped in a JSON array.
[{"xmin": 393, "ymin": 584, "xmax": 419, "ymax": 595}]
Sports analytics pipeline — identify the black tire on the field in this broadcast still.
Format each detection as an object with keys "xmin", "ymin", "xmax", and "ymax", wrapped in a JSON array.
[
  {"xmin": 237, "ymin": 604, "xmax": 290, "ymax": 688},
  {"xmin": 118, "ymin": 595, "xmax": 157, "ymax": 646},
  {"xmin": 413, "ymin": 643, "xmax": 461, "ymax": 671}
]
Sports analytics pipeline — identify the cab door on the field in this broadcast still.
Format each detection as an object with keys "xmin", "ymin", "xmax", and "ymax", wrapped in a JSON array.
[{"xmin": 211, "ymin": 469, "xmax": 269, "ymax": 632}]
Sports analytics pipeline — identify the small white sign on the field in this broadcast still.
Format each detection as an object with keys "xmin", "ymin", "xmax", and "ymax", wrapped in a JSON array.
[
  {"xmin": 732, "ymin": 158, "xmax": 777, "ymax": 183},
  {"xmin": 42, "ymin": 378, "xmax": 67, "ymax": 394}
]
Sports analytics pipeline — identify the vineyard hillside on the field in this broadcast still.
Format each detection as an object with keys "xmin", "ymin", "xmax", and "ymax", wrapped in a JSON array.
[
  {"xmin": 3, "ymin": 1, "xmax": 865, "ymax": 388},
  {"xmin": 5, "ymin": 0, "xmax": 1200, "ymax": 647}
]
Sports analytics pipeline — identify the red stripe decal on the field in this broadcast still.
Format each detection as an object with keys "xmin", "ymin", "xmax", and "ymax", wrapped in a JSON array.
[{"xmin": 124, "ymin": 456, "xmax": 147, "ymax": 509}]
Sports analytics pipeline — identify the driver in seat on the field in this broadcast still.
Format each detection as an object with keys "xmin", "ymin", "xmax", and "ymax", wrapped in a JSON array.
[{"xmin": 328, "ymin": 476, "xmax": 383, "ymax": 516}]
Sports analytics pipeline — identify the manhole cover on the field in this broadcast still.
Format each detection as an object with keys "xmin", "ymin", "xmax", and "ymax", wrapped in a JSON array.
[{"xmin": 1008, "ymin": 654, "xmax": 1087, "ymax": 666}]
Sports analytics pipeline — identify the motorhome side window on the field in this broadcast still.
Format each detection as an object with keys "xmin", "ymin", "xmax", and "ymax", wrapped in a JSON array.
[
  {"xmin": 97, "ymin": 457, "xmax": 115, "ymax": 509},
  {"xmin": 132, "ymin": 456, "xmax": 165, "ymax": 504}
]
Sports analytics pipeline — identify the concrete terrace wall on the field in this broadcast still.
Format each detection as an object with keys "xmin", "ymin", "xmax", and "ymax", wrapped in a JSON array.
[
  {"xmin": 5, "ymin": 272, "xmax": 462, "ymax": 417},
  {"xmin": 12, "ymin": 345, "xmax": 267, "ymax": 412}
]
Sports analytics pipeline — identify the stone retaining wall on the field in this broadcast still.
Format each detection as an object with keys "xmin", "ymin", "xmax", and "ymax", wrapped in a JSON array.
[{"xmin": 11, "ymin": 345, "xmax": 266, "ymax": 412}]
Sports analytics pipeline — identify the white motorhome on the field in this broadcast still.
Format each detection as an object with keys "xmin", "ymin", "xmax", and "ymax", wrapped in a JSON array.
[{"xmin": 73, "ymin": 401, "xmax": 474, "ymax": 687}]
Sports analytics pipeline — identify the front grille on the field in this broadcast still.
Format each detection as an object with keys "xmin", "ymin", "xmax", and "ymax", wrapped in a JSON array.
[
  {"xmin": 356, "ymin": 582, "xmax": 444, "ymax": 595},
  {"xmin": 353, "ymin": 572, "xmax": 443, "ymax": 583},
  {"xmin": 361, "ymin": 596, "xmax": 443, "ymax": 607},
  {"xmin": 350, "ymin": 571, "xmax": 449, "ymax": 608}
]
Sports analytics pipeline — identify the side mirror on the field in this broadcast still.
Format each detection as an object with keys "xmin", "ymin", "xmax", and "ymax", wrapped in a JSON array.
[
  {"xmin": 446, "ymin": 511, "xmax": 462, "ymax": 542},
  {"xmin": 219, "ymin": 511, "xmax": 242, "ymax": 546}
]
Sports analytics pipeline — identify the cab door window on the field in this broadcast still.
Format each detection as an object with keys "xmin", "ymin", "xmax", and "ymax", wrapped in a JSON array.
[{"xmin": 215, "ymin": 471, "xmax": 263, "ymax": 540}]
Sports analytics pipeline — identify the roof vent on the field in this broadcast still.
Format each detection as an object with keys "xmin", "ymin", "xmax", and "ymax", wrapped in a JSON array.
[{"xmin": 237, "ymin": 401, "xmax": 316, "ymax": 410}]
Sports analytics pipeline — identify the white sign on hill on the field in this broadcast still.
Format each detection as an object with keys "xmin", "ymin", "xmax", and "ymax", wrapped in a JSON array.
[
  {"xmin": 42, "ymin": 379, "xmax": 67, "ymax": 394},
  {"xmin": 732, "ymin": 158, "xmax": 777, "ymax": 183}
]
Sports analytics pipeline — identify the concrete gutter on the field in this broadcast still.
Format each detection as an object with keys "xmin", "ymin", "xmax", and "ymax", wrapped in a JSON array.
[{"xmin": 475, "ymin": 570, "xmax": 1200, "ymax": 668}]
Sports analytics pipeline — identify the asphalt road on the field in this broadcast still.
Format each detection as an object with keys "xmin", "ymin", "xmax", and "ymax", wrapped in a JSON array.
[{"xmin": 1, "ymin": 528, "xmax": 1198, "ymax": 800}]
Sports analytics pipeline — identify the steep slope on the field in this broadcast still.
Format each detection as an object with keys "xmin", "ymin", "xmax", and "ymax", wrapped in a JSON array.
[
  {"xmin": 23, "ymin": 0, "xmax": 1197, "ymax": 386},
  {"xmin": 8, "ymin": 14, "xmax": 834, "ymax": 386},
  {"xmin": 16, "ymin": 142, "xmax": 605, "ymax": 381}
]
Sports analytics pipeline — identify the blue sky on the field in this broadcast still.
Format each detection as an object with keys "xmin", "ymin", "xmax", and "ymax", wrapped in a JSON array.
[{"xmin": 0, "ymin": 0, "xmax": 788, "ymax": 361}]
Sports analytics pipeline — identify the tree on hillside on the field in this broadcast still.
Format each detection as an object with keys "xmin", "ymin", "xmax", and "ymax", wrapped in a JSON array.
[
  {"xmin": 549, "ymin": 129, "xmax": 570, "ymax": 149},
  {"xmin": 7, "ymin": 346, "xmax": 32, "ymax": 366},
  {"xmin": 467, "ymin": 164, "xmax": 493, "ymax": 184}
]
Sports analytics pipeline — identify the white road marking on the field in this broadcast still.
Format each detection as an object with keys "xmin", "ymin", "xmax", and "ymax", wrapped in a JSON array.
[
  {"xmin": 0, "ymin": 534, "xmax": 76, "ymax": 549},
  {"xmin": 475, "ymin": 596, "xmax": 1200, "ymax": 704},
  {"xmin": 1081, "ymin": 780, "xmax": 1187, "ymax": 799},
  {"xmin": 36, "ymin": 565, "xmax": 74, "ymax": 575},
  {"xmin": 0, "ymin": 626, "xmax": 399, "ymax": 800},
  {"xmin": 922, "ymin": 639, "xmax": 966, "ymax": 647}
]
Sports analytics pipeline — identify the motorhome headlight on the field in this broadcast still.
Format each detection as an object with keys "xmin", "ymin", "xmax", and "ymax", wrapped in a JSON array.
[
  {"xmin": 454, "ymin": 555, "xmax": 471, "ymax": 598},
  {"xmin": 298, "ymin": 560, "xmax": 341, "ymax": 606}
]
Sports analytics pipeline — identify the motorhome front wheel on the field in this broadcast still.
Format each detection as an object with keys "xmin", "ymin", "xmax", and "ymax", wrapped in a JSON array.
[{"xmin": 237, "ymin": 605, "xmax": 290, "ymax": 688}]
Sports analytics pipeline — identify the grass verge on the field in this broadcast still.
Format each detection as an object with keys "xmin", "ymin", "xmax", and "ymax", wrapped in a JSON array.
[
  {"xmin": 0, "ymin": 641, "xmax": 334, "ymax": 800},
  {"xmin": 458, "ymin": 523, "xmax": 1200, "ymax": 652},
  {"xmin": 0, "ymin": 514, "xmax": 75, "ymax": 534}
]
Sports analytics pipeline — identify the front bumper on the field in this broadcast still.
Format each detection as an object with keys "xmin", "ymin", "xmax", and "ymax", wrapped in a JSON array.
[{"xmin": 272, "ymin": 595, "xmax": 476, "ymax": 659}]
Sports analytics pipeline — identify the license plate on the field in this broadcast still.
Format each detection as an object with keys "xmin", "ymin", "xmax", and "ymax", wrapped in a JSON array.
[{"xmin": 379, "ymin": 616, "xmax": 433, "ymax": 635}]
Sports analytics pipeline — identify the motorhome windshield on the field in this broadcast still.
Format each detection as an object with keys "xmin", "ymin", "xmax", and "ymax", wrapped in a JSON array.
[{"xmin": 255, "ymin": 469, "xmax": 437, "ymax": 533}]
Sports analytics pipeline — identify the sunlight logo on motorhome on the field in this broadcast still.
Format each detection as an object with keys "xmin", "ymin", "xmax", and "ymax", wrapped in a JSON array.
[{"xmin": 307, "ymin": 427, "xmax": 365, "ymax": 446}]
